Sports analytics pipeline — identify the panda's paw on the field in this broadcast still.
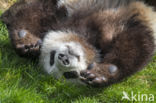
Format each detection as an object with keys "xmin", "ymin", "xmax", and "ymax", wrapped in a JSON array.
[
  {"xmin": 80, "ymin": 70, "xmax": 107, "ymax": 87},
  {"xmin": 80, "ymin": 64, "xmax": 118, "ymax": 87},
  {"xmin": 16, "ymin": 40, "xmax": 42, "ymax": 57}
]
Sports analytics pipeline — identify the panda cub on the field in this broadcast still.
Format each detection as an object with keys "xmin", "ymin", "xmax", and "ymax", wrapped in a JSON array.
[{"xmin": 41, "ymin": 0, "xmax": 156, "ymax": 87}]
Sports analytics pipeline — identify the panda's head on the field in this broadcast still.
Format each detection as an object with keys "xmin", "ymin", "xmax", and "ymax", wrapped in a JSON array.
[{"xmin": 40, "ymin": 31, "xmax": 96, "ymax": 82}]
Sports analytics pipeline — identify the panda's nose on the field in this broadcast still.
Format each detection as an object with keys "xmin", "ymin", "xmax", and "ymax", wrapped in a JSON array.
[{"xmin": 58, "ymin": 53, "xmax": 70, "ymax": 65}]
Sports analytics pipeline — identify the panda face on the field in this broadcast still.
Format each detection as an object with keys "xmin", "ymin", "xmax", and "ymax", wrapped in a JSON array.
[
  {"xmin": 49, "ymin": 44, "xmax": 81, "ymax": 79},
  {"xmin": 42, "ymin": 42, "xmax": 87, "ymax": 79},
  {"xmin": 40, "ymin": 31, "xmax": 88, "ymax": 79},
  {"xmin": 56, "ymin": 43, "xmax": 84, "ymax": 70}
]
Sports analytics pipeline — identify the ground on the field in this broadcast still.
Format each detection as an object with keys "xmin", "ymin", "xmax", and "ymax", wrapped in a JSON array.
[
  {"xmin": 0, "ymin": 2, "xmax": 156, "ymax": 103},
  {"xmin": 0, "ymin": 0, "xmax": 16, "ymax": 10}
]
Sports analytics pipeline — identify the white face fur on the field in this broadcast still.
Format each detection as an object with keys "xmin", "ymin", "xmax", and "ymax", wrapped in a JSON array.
[{"xmin": 40, "ymin": 31, "xmax": 88, "ymax": 80}]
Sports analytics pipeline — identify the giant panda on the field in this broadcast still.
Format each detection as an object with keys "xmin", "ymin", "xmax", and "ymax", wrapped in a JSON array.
[
  {"xmin": 1, "ymin": 0, "xmax": 156, "ymax": 87},
  {"xmin": 40, "ymin": 0, "xmax": 156, "ymax": 87}
]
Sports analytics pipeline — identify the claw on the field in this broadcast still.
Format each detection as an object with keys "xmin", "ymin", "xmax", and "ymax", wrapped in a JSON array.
[
  {"xmin": 92, "ymin": 77, "xmax": 107, "ymax": 84},
  {"xmin": 80, "ymin": 69, "xmax": 108, "ymax": 87},
  {"xmin": 87, "ymin": 73, "xmax": 95, "ymax": 79},
  {"xmin": 15, "ymin": 40, "xmax": 41, "ymax": 57},
  {"xmin": 16, "ymin": 44, "xmax": 25, "ymax": 49}
]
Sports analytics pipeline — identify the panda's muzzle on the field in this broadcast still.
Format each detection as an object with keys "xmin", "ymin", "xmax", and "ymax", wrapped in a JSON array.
[{"xmin": 58, "ymin": 53, "xmax": 70, "ymax": 66}]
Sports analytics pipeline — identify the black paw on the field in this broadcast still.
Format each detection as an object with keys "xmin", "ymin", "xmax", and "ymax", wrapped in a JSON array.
[
  {"xmin": 80, "ymin": 70, "xmax": 107, "ymax": 87},
  {"xmin": 80, "ymin": 64, "xmax": 118, "ymax": 87},
  {"xmin": 16, "ymin": 40, "xmax": 42, "ymax": 57}
]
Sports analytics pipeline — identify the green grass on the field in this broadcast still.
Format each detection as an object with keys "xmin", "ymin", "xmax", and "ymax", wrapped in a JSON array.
[{"xmin": 0, "ymin": 12, "xmax": 156, "ymax": 103}]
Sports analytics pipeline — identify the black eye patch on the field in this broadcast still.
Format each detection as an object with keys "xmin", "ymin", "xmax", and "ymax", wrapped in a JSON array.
[
  {"xmin": 50, "ymin": 51, "xmax": 56, "ymax": 66},
  {"xmin": 63, "ymin": 71, "xmax": 79, "ymax": 79}
]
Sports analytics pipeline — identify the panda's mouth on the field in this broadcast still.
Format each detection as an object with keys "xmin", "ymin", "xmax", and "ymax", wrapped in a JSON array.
[{"xmin": 58, "ymin": 53, "xmax": 70, "ymax": 66}]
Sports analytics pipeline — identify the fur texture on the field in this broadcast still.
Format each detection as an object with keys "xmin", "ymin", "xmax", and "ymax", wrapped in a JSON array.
[
  {"xmin": 41, "ymin": 1, "xmax": 156, "ymax": 87},
  {"xmin": 0, "ymin": 0, "xmax": 68, "ymax": 57}
]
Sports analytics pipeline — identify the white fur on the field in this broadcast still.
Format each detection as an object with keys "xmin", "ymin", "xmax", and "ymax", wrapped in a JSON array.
[
  {"xmin": 140, "ymin": 4, "xmax": 156, "ymax": 46},
  {"xmin": 40, "ymin": 31, "xmax": 87, "ymax": 79},
  {"xmin": 57, "ymin": 0, "xmax": 68, "ymax": 7}
]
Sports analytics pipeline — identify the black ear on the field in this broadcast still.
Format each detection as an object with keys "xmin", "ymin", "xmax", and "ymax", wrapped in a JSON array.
[{"xmin": 63, "ymin": 71, "xmax": 79, "ymax": 79}]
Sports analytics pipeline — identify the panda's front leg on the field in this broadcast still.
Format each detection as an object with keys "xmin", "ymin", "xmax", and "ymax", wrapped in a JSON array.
[{"xmin": 80, "ymin": 63, "xmax": 119, "ymax": 87}]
